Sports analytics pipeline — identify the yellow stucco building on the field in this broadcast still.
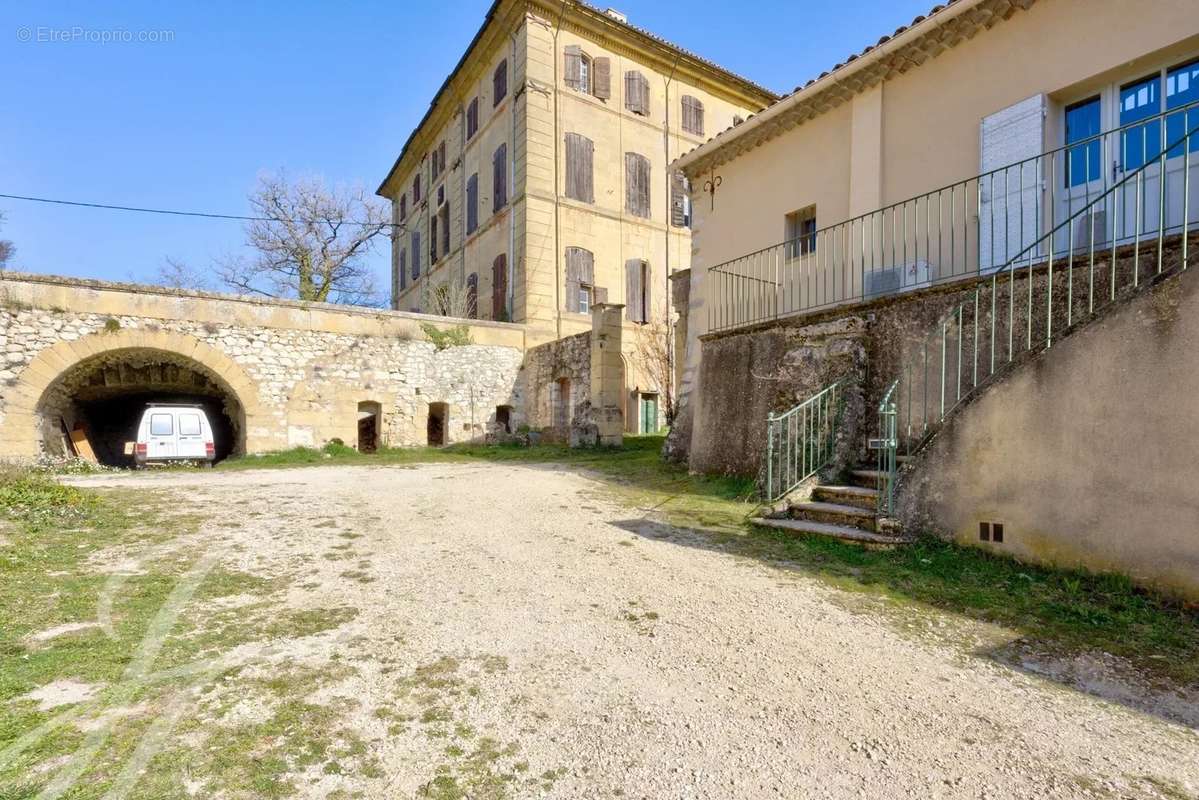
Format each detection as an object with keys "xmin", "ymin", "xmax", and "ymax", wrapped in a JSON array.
[{"xmin": 376, "ymin": 0, "xmax": 776, "ymax": 432}]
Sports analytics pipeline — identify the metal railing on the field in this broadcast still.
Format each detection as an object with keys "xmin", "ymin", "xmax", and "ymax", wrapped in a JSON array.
[
  {"xmin": 872, "ymin": 116, "xmax": 1198, "ymax": 514},
  {"xmin": 876, "ymin": 380, "xmax": 899, "ymax": 516},
  {"xmin": 707, "ymin": 99, "xmax": 1199, "ymax": 335},
  {"xmin": 765, "ymin": 380, "xmax": 844, "ymax": 501}
]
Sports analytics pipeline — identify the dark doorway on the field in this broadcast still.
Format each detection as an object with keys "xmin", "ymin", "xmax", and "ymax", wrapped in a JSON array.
[
  {"xmin": 427, "ymin": 402, "xmax": 448, "ymax": 447},
  {"xmin": 357, "ymin": 401, "xmax": 381, "ymax": 453},
  {"xmin": 495, "ymin": 405, "xmax": 513, "ymax": 434}
]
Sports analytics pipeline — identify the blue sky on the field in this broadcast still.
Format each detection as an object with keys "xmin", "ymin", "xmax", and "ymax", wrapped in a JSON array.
[{"xmin": 0, "ymin": 0, "xmax": 933, "ymax": 299}]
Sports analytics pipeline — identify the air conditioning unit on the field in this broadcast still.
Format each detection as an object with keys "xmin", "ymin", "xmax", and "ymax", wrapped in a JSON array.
[
  {"xmin": 864, "ymin": 260, "xmax": 933, "ymax": 299},
  {"xmin": 1070, "ymin": 209, "xmax": 1108, "ymax": 251}
]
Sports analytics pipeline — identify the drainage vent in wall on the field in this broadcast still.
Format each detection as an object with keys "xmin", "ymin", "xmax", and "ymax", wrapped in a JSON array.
[{"xmin": 979, "ymin": 522, "xmax": 1005, "ymax": 543}]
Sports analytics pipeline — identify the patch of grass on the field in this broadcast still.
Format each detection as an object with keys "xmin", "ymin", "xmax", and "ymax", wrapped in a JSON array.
[{"xmin": 264, "ymin": 606, "xmax": 359, "ymax": 640}]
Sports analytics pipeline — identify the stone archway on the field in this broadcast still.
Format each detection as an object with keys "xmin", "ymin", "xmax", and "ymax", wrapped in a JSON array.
[{"xmin": 0, "ymin": 330, "xmax": 265, "ymax": 462}]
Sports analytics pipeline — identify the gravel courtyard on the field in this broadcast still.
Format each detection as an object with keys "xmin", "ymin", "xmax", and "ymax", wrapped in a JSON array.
[{"xmin": 40, "ymin": 463, "xmax": 1199, "ymax": 798}]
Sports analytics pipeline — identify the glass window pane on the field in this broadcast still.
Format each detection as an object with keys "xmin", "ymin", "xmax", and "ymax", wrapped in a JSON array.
[
  {"xmin": 1065, "ymin": 97, "xmax": 1102, "ymax": 187},
  {"xmin": 1166, "ymin": 58, "xmax": 1199, "ymax": 156},
  {"xmin": 179, "ymin": 414, "xmax": 201, "ymax": 436},
  {"xmin": 150, "ymin": 414, "xmax": 173, "ymax": 436},
  {"xmin": 1120, "ymin": 76, "xmax": 1162, "ymax": 170}
]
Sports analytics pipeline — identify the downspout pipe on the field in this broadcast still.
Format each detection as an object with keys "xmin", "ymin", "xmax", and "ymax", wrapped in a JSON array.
[{"xmin": 508, "ymin": 27, "xmax": 518, "ymax": 322}]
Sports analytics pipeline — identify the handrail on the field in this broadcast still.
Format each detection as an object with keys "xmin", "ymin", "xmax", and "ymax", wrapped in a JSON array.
[
  {"xmin": 871, "ymin": 116, "xmax": 1198, "ymax": 512},
  {"xmin": 876, "ymin": 380, "xmax": 899, "ymax": 516},
  {"xmin": 708, "ymin": 98, "xmax": 1199, "ymax": 334},
  {"xmin": 765, "ymin": 380, "xmax": 844, "ymax": 501}
]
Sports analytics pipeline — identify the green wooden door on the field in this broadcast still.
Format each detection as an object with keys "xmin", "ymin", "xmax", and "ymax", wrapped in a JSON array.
[{"xmin": 639, "ymin": 394, "xmax": 658, "ymax": 434}]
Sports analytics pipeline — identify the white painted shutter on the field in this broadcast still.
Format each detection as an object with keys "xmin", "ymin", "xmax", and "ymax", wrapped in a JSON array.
[{"xmin": 979, "ymin": 94, "xmax": 1045, "ymax": 271}]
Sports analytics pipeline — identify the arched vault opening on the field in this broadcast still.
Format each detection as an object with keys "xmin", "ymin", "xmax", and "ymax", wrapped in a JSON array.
[{"xmin": 35, "ymin": 346, "xmax": 246, "ymax": 466}]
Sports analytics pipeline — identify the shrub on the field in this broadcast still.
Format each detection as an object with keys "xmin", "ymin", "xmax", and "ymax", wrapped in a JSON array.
[{"xmin": 420, "ymin": 322, "xmax": 473, "ymax": 351}]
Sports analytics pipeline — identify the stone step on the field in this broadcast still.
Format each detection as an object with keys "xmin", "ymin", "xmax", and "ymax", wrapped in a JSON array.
[
  {"xmin": 849, "ymin": 469, "xmax": 886, "ymax": 489},
  {"xmin": 752, "ymin": 517, "xmax": 910, "ymax": 547},
  {"xmin": 787, "ymin": 499, "xmax": 877, "ymax": 531},
  {"xmin": 812, "ymin": 484, "xmax": 878, "ymax": 511}
]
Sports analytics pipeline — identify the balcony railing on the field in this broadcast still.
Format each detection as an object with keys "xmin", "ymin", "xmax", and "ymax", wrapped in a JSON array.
[{"xmin": 706, "ymin": 99, "xmax": 1199, "ymax": 334}]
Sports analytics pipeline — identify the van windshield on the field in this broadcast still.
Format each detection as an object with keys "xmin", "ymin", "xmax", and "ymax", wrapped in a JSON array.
[{"xmin": 149, "ymin": 413, "xmax": 174, "ymax": 436}]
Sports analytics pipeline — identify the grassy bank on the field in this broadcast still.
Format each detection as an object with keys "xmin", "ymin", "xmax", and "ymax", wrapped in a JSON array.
[{"xmin": 216, "ymin": 436, "xmax": 1199, "ymax": 685}]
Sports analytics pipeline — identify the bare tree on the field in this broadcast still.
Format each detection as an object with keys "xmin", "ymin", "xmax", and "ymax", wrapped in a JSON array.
[
  {"xmin": 0, "ymin": 212, "xmax": 14, "ymax": 269},
  {"xmin": 154, "ymin": 256, "xmax": 212, "ymax": 291},
  {"xmin": 632, "ymin": 310, "xmax": 675, "ymax": 423},
  {"xmin": 217, "ymin": 173, "xmax": 389, "ymax": 305},
  {"xmin": 424, "ymin": 277, "xmax": 476, "ymax": 319}
]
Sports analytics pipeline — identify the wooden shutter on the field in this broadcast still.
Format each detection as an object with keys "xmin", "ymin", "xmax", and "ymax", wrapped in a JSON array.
[
  {"xmin": 411, "ymin": 231, "xmax": 421, "ymax": 278},
  {"xmin": 399, "ymin": 194, "xmax": 407, "ymax": 221},
  {"xmin": 682, "ymin": 95, "xmax": 704, "ymax": 135},
  {"xmin": 641, "ymin": 261, "xmax": 651, "ymax": 322},
  {"xmin": 625, "ymin": 71, "xmax": 648, "ymax": 116},
  {"xmin": 564, "ymin": 46, "xmax": 582, "ymax": 90},
  {"xmin": 492, "ymin": 253, "xmax": 507, "ymax": 320},
  {"xmin": 467, "ymin": 98, "xmax": 478, "ymax": 139},
  {"xmin": 399, "ymin": 250, "xmax": 407, "ymax": 290},
  {"xmin": 466, "ymin": 273, "xmax": 478, "ymax": 318},
  {"xmin": 429, "ymin": 215, "xmax": 438, "ymax": 262},
  {"xmin": 625, "ymin": 258, "xmax": 642, "ymax": 322},
  {"xmin": 439, "ymin": 204, "xmax": 450, "ymax": 254},
  {"xmin": 593, "ymin": 57, "xmax": 611, "ymax": 100},
  {"xmin": 670, "ymin": 172, "xmax": 687, "ymax": 227},
  {"xmin": 493, "ymin": 60, "xmax": 507, "ymax": 106},
  {"xmin": 466, "ymin": 174, "xmax": 478, "ymax": 234},
  {"xmin": 493, "ymin": 143, "xmax": 507, "ymax": 211},
  {"xmin": 413, "ymin": 174, "xmax": 421, "ymax": 203},
  {"xmin": 625, "ymin": 153, "xmax": 649, "ymax": 218},
  {"xmin": 565, "ymin": 133, "xmax": 593, "ymax": 203},
  {"xmin": 565, "ymin": 248, "xmax": 580, "ymax": 312}
]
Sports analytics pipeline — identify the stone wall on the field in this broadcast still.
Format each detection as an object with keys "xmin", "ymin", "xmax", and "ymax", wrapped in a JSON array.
[
  {"xmin": 0, "ymin": 273, "xmax": 527, "ymax": 457},
  {"xmin": 520, "ymin": 329, "xmax": 590, "ymax": 437},
  {"xmin": 897, "ymin": 265, "xmax": 1199, "ymax": 600}
]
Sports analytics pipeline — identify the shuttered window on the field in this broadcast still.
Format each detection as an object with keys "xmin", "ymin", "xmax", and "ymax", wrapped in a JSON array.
[
  {"xmin": 670, "ymin": 172, "xmax": 690, "ymax": 228},
  {"xmin": 624, "ymin": 70, "xmax": 649, "ymax": 116},
  {"xmin": 411, "ymin": 231, "xmax": 422, "ymax": 279},
  {"xmin": 625, "ymin": 259, "xmax": 650, "ymax": 323},
  {"xmin": 399, "ymin": 193, "xmax": 407, "ymax": 221},
  {"xmin": 625, "ymin": 152, "xmax": 650, "ymax": 218},
  {"xmin": 399, "ymin": 249, "xmax": 407, "ymax": 291},
  {"xmin": 438, "ymin": 204, "xmax": 450, "ymax": 256},
  {"xmin": 493, "ymin": 59, "xmax": 508, "ymax": 107},
  {"xmin": 431, "ymin": 141, "xmax": 446, "ymax": 179},
  {"xmin": 429, "ymin": 215, "xmax": 438, "ymax": 262},
  {"xmin": 681, "ymin": 95, "xmax": 704, "ymax": 136},
  {"xmin": 564, "ymin": 247, "xmax": 595, "ymax": 313},
  {"xmin": 413, "ymin": 174, "xmax": 422, "ymax": 203},
  {"xmin": 493, "ymin": 143, "xmax": 507, "ymax": 212},
  {"xmin": 466, "ymin": 273, "xmax": 478, "ymax": 318},
  {"xmin": 466, "ymin": 173, "xmax": 479, "ymax": 234},
  {"xmin": 491, "ymin": 253, "xmax": 508, "ymax": 320},
  {"xmin": 466, "ymin": 97, "xmax": 479, "ymax": 139},
  {"xmin": 564, "ymin": 133, "xmax": 594, "ymax": 203}
]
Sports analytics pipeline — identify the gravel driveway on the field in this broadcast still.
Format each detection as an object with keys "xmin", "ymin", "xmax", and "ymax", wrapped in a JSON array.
[{"xmin": 71, "ymin": 463, "xmax": 1199, "ymax": 799}]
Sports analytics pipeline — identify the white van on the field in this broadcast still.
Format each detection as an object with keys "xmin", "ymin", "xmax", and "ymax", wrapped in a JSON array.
[{"xmin": 134, "ymin": 404, "xmax": 216, "ymax": 467}]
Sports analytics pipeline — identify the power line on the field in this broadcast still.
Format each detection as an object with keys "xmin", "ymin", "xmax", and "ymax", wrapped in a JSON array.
[{"xmin": 0, "ymin": 192, "xmax": 404, "ymax": 231}]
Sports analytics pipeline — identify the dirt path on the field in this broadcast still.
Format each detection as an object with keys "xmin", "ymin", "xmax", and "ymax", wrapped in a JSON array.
[{"xmin": 70, "ymin": 464, "xmax": 1199, "ymax": 799}]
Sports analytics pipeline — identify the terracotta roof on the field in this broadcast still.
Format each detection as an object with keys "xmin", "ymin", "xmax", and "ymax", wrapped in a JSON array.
[
  {"xmin": 573, "ymin": 1, "xmax": 779, "ymax": 102},
  {"xmin": 674, "ymin": 0, "xmax": 1031, "ymax": 172}
]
